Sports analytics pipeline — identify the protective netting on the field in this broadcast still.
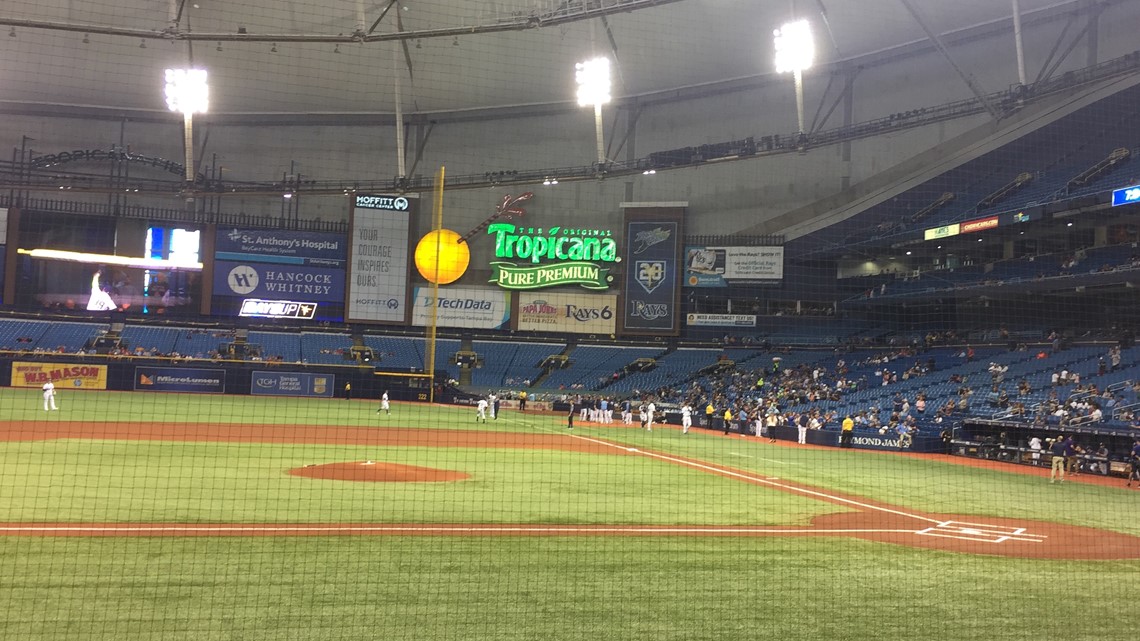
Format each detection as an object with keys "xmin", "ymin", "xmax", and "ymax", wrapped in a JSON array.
[{"xmin": 0, "ymin": 1, "xmax": 1139, "ymax": 640}]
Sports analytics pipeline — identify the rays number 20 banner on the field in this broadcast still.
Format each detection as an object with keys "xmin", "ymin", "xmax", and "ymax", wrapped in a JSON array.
[{"xmin": 620, "ymin": 204, "xmax": 685, "ymax": 335}]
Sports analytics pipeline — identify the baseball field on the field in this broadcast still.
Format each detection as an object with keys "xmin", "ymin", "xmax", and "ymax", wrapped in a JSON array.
[{"xmin": 0, "ymin": 387, "xmax": 1137, "ymax": 641}]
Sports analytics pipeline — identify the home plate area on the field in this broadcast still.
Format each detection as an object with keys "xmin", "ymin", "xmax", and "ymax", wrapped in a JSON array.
[{"xmin": 916, "ymin": 520, "xmax": 1047, "ymax": 544}]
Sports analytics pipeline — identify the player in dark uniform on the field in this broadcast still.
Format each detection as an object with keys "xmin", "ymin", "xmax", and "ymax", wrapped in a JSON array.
[
  {"xmin": 1127, "ymin": 438, "xmax": 1140, "ymax": 487},
  {"xmin": 567, "ymin": 399, "xmax": 575, "ymax": 430}
]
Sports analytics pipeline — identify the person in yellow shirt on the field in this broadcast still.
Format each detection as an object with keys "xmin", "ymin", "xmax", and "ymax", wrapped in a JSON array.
[
  {"xmin": 723, "ymin": 407, "xmax": 733, "ymax": 435},
  {"xmin": 518, "ymin": 390, "xmax": 527, "ymax": 412},
  {"xmin": 840, "ymin": 414, "xmax": 855, "ymax": 448}
]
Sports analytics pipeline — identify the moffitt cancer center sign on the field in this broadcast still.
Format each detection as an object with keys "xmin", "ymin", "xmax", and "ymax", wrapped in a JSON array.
[{"xmin": 487, "ymin": 223, "xmax": 619, "ymax": 290}]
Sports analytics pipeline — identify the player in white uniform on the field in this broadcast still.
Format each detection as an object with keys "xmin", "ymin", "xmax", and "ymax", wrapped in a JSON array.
[
  {"xmin": 377, "ymin": 391, "xmax": 390, "ymax": 415},
  {"xmin": 681, "ymin": 403, "xmax": 692, "ymax": 434},
  {"xmin": 646, "ymin": 402, "xmax": 656, "ymax": 431},
  {"xmin": 488, "ymin": 393, "xmax": 497, "ymax": 420},
  {"xmin": 42, "ymin": 381, "xmax": 58, "ymax": 411},
  {"xmin": 476, "ymin": 398, "xmax": 489, "ymax": 423}
]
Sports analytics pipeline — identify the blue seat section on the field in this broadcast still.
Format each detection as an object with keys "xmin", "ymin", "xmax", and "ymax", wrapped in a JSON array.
[
  {"xmin": 362, "ymin": 335, "xmax": 423, "ymax": 370},
  {"xmin": 471, "ymin": 340, "xmax": 563, "ymax": 388},
  {"xmin": 868, "ymin": 242, "xmax": 1140, "ymax": 301},
  {"xmin": 36, "ymin": 321, "xmax": 103, "ymax": 352},
  {"xmin": 0, "ymin": 319, "xmax": 51, "ymax": 350},
  {"xmin": 249, "ymin": 331, "xmax": 301, "ymax": 362},
  {"xmin": 542, "ymin": 345, "xmax": 665, "ymax": 391},
  {"xmin": 119, "ymin": 325, "xmax": 182, "ymax": 354},
  {"xmin": 806, "ymin": 83, "xmax": 1140, "ymax": 255},
  {"xmin": 606, "ymin": 348, "xmax": 722, "ymax": 394},
  {"xmin": 301, "ymin": 332, "xmax": 355, "ymax": 365},
  {"xmin": 174, "ymin": 330, "xmax": 232, "ymax": 357},
  {"xmin": 411, "ymin": 338, "xmax": 462, "ymax": 375},
  {"xmin": 717, "ymin": 343, "xmax": 1140, "ymax": 435}
]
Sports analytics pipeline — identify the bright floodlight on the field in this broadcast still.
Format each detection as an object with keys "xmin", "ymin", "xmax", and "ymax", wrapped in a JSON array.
[
  {"xmin": 164, "ymin": 68, "xmax": 209, "ymax": 114},
  {"xmin": 575, "ymin": 57, "xmax": 611, "ymax": 107},
  {"xmin": 773, "ymin": 20, "xmax": 814, "ymax": 73}
]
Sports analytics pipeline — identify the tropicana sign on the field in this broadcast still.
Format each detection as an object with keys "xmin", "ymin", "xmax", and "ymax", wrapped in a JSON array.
[{"xmin": 487, "ymin": 223, "xmax": 620, "ymax": 290}]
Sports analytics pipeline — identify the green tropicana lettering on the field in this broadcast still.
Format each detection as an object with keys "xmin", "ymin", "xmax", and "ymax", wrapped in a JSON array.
[{"xmin": 488, "ymin": 223, "xmax": 619, "ymax": 264}]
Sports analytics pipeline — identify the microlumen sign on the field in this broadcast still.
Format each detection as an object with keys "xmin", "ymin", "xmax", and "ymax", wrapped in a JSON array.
[{"xmin": 487, "ymin": 223, "xmax": 619, "ymax": 290}]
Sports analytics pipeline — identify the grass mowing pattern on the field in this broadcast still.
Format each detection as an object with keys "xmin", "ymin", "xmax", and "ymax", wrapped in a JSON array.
[
  {"xmin": 2, "ymin": 537, "xmax": 1138, "ymax": 641},
  {"xmin": 1, "ymin": 388, "xmax": 1137, "ymax": 640},
  {"xmin": 0, "ymin": 441, "xmax": 834, "ymax": 525}
]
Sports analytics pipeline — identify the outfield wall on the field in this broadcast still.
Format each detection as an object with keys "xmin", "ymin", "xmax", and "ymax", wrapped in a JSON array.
[{"xmin": 0, "ymin": 355, "xmax": 427, "ymax": 403}]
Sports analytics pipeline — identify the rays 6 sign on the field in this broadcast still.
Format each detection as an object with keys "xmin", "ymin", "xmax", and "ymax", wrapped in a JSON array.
[
  {"xmin": 516, "ymin": 292, "xmax": 617, "ymax": 334},
  {"xmin": 488, "ymin": 223, "xmax": 619, "ymax": 290}
]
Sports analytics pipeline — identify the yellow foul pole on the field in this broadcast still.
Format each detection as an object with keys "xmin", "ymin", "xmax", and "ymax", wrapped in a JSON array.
[{"xmin": 426, "ymin": 166, "xmax": 445, "ymax": 404}]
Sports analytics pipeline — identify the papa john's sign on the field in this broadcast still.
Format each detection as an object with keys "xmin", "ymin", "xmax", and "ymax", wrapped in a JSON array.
[{"xmin": 487, "ymin": 223, "xmax": 619, "ymax": 290}]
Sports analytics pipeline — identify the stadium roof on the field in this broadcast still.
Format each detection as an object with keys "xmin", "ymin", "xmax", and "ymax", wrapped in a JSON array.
[{"xmin": 0, "ymin": 0, "xmax": 1116, "ymax": 117}]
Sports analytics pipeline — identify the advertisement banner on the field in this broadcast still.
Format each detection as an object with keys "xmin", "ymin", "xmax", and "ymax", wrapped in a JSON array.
[
  {"xmin": 215, "ymin": 228, "xmax": 347, "ymax": 267},
  {"xmin": 134, "ymin": 367, "xmax": 226, "ymax": 393},
  {"xmin": 412, "ymin": 286, "xmax": 510, "ymax": 329},
  {"xmin": 214, "ymin": 261, "xmax": 345, "ymax": 303},
  {"xmin": 250, "ymin": 371, "xmax": 335, "ymax": 397},
  {"xmin": 516, "ymin": 292, "xmax": 617, "ymax": 334},
  {"xmin": 622, "ymin": 212, "xmax": 682, "ymax": 334},
  {"xmin": 1112, "ymin": 184, "xmax": 1140, "ymax": 207},
  {"xmin": 346, "ymin": 198, "xmax": 413, "ymax": 323},
  {"xmin": 684, "ymin": 246, "xmax": 783, "ymax": 287},
  {"xmin": 685, "ymin": 313, "xmax": 757, "ymax": 327},
  {"xmin": 10, "ymin": 362, "xmax": 108, "ymax": 389},
  {"xmin": 959, "ymin": 216, "xmax": 999, "ymax": 234},
  {"xmin": 1004, "ymin": 209, "xmax": 1041, "ymax": 225},
  {"xmin": 924, "ymin": 223, "xmax": 960, "ymax": 241}
]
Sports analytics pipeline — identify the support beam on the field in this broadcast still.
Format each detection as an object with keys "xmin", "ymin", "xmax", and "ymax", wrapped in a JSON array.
[
  {"xmin": 367, "ymin": 0, "xmax": 399, "ymax": 36},
  {"xmin": 898, "ymin": 0, "xmax": 1002, "ymax": 120},
  {"xmin": 1084, "ymin": 0, "xmax": 1099, "ymax": 67},
  {"xmin": 608, "ymin": 105, "xmax": 642, "ymax": 162},
  {"xmin": 407, "ymin": 121, "xmax": 435, "ymax": 180},
  {"xmin": 1033, "ymin": 13, "xmax": 1076, "ymax": 84},
  {"xmin": 599, "ymin": 16, "xmax": 627, "ymax": 93},
  {"xmin": 1012, "ymin": 0, "xmax": 1027, "ymax": 85},
  {"xmin": 1038, "ymin": 20, "xmax": 1094, "ymax": 84}
]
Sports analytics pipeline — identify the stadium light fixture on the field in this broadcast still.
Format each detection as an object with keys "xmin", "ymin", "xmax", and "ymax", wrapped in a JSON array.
[
  {"xmin": 164, "ymin": 68, "xmax": 209, "ymax": 182},
  {"xmin": 575, "ymin": 57, "xmax": 611, "ymax": 165},
  {"xmin": 774, "ymin": 19, "xmax": 814, "ymax": 134}
]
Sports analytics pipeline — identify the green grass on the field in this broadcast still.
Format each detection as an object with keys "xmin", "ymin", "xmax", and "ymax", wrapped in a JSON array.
[
  {"xmin": 1, "ymin": 536, "xmax": 1137, "ymax": 641},
  {"xmin": 575, "ymin": 425, "xmax": 1140, "ymax": 536},
  {"xmin": 1, "ymin": 388, "xmax": 1138, "ymax": 640},
  {"xmin": 0, "ymin": 440, "xmax": 833, "ymax": 525}
]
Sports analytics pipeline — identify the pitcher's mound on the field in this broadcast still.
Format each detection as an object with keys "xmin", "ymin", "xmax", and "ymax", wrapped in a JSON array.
[{"xmin": 289, "ymin": 461, "xmax": 470, "ymax": 483}]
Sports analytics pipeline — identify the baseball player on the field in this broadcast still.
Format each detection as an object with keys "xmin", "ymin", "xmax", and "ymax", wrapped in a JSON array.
[
  {"xmin": 376, "ymin": 391, "xmax": 390, "ymax": 415},
  {"xmin": 476, "ymin": 398, "xmax": 489, "ymax": 423},
  {"xmin": 646, "ymin": 401, "xmax": 656, "ymax": 431},
  {"xmin": 488, "ymin": 393, "xmax": 498, "ymax": 420},
  {"xmin": 42, "ymin": 381, "xmax": 58, "ymax": 411},
  {"xmin": 1127, "ymin": 438, "xmax": 1140, "ymax": 488},
  {"xmin": 681, "ymin": 403, "xmax": 692, "ymax": 434}
]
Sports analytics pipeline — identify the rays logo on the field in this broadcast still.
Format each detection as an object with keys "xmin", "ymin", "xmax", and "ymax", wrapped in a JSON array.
[
  {"xmin": 631, "ymin": 300, "xmax": 669, "ymax": 320},
  {"xmin": 635, "ymin": 260, "xmax": 666, "ymax": 294},
  {"xmin": 632, "ymin": 226, "xmax": 671, "ymax": 254}
]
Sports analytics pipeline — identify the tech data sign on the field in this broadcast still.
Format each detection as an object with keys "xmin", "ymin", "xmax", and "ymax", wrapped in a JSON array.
[
  {"xmin": 487, "ymin": 223, "xmax": 619, "ymax": 290},
  {"xmin": 411, "ymin": 286, "xmax": 510, "ymax": 329}
]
